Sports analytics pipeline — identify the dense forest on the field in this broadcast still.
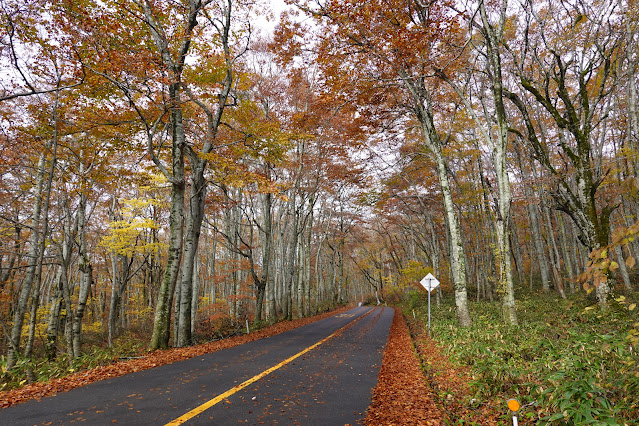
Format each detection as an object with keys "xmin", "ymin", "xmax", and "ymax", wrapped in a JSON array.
[{"xmin": 1, "ymin": 0, "xmax": 638, "ymax": 398}]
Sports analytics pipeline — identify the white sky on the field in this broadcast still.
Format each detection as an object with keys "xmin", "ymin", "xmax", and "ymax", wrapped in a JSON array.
[{"xmin": 253, "ymin": 0, "xmax": 290, "ymax": 35}]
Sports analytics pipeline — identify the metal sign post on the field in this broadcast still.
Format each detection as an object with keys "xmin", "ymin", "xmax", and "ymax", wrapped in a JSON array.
[
  {"xmin": 428, "ymin": 289, "xmax": 431, "ymax": 335},
  {"xmin": 419, "ymin": 273, "xmax": 440, "ymax": 336}
]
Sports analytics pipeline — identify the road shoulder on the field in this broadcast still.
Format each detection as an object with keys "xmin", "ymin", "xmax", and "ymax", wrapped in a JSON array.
[{"xmin": 366, "ymin": 307, "xmax": 444, "ymax": 425}]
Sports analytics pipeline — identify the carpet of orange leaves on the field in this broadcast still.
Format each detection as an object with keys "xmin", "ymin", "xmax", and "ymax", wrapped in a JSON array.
[
  {"xmin": 366, "ymin": 307, "xmax": 444, "ymax": 425},
  {"xmin": 406, "ymin": 314, "xmax": 499, "ymax": 425},
  {"xmin": 366, "ymin": 308, "xmax": 500, "ymax": 425},
  {"xmin": 0, "ymin": 306, "xmax": 350, "ymax": 409}
]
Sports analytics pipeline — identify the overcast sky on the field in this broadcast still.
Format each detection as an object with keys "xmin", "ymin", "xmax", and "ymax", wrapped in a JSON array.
[{"xmin": 254, "ymin": 0, "xmax": 291, "ymax": 35}]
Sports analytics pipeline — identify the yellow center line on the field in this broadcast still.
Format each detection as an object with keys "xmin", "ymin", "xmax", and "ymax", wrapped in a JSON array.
[{"xmin": 165, "ymin": 308, "xmax": 374, "ymax": 426}]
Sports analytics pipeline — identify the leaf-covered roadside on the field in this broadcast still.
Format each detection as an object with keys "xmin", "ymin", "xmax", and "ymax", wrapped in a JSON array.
[
  {"xmin": 0, "ymin": 306, "xmax": 350, "ymax": 409},
  {"xmin": 366, "ymin": 307, "xmax": 444, "ymax": 425},
  {"xmin": 402, "ymin": 290, "xmax": 639, "ymax": 425},
  {"xmin": 407, "ymin": 314, "xmax": 499, "ymax": 425}
]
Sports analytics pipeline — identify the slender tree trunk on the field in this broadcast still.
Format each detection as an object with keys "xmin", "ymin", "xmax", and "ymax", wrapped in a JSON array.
[
  {"xmin": 509, "ymin": 216, "xmax": 525, "ymax": 286},
  {"xmin": 149, "ymin": 97, "xmax": 186, "ymax": 349},
  {"xmin": 296, "ymin": 207, "xmax": 306, "ymax": 317},
  {"xmin": 304, "ymin": 204, "xmax": 313, "ymax": 317},
  {"xmin": 23, "ymin": 257, "xmax": 44, "ymax": 372},
  {"xmin": 436, "ymin": 150, "xmax": 471, "ymax": 325},
  {"xmin": 108, "ymin": 255, "xmax": 131, "ymax": 346},
  {"xmin": 209, "ymin": 230, "xmax": 217, "ymax": 306},
  {"xmin": 557, "ymin": 213, "xmax": 575, "ymax": 292},
  {"xmin": 48, "ymin": 197, "xmax": 75, "ymax": 357},
  {"xmin": 612, "ymin": 223, "xmax": 633, "ymax": 291},
  {"xmin": 425, "ymin": 139, "xmax": 471, "ymax": 325},
  {"xmin": 191, "ymin": 260, "xmax": 200, "ymax": 336},
  {"xmin": 45, "ymin": 268, "xmax": 64, "ymax": 360},
  {"xmin": 266, "ymin": 218, "xmax": 277, "ymax": 321},
  {"xmin": 276, "ymin": 212, "xmax": 287, "ymax": 318},
  {"xmin": 544, "ymin": 207, "xmax": 567, "ymax": 299},
  {"xmin": 615, "ymin": 244, "xmax": 633, "ymax": 291},
  {"xmin": 568, "ymin": 221, "xmax": 582, "ymax": 285},
  {"xmin": 6, "ymin": 152, "xmax": 47, "ymax": 370},
  {"xmin": 624, "ymin": 1, "xmax": 639, "ymax": 154},
  {"xmin": 285, "ymin": 196, "xmax": 299, "ymax": 321},
  {"xmin": 72, "ymin": 191, "xmax": 93, "ymax": 358},
  {"xmin": 230, "ymin": 195, "xmax": 241, "ymax": 319},
  {"xmin": 256, "ymin": 192, "xmax": 273, "ymax": 323},
  {"xmin": 107, "ymin": 252, "xmax": 118, "ymax": 346},
  {"xmin": 424, "ymin": 211, "xmax": 442, "ymax": 306},
  {"xmin": 62, "ymin": 265, "xmax": 75, "ymax": 359},
  {"xmin": 177, "ymin": 163, "xmax": 206, "ymax": 347},
  {"xmin": 0, "ymin": 223, "xmax": 20, "ymax": 286},
  {"xmin": 418, "ymin": 72, "xmax": 471, "ymax": 325}
]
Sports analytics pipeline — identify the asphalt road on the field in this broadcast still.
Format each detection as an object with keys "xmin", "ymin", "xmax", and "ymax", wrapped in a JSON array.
[{"xmin": 0, "ymin": 306, "xmax": 394, "ymax": 425}]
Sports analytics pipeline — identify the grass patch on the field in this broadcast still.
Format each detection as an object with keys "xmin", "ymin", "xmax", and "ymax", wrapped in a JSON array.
[
  {"xmin": 0, "ymin": 330, "xmax": 147, "ymax": 392},
  {"xmin": 402, "ymin": 290, "xmax": 639, "ymax": 424}
]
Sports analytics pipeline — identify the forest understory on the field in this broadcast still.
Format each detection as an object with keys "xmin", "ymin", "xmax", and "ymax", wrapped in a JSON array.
[{"xmin": 401, "ymin": 286, "xmax": 639, "ymax": 425}]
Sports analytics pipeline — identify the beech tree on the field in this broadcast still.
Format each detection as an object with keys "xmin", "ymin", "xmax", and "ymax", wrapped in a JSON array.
[
  {"xmin": 503, "ymin": 0, "xmax": 624, "ymax": 307},
  {"xmin": 289, "ymin": 0, "xmax": 473, "ymax": 326},
  {"xmin": 435, "ymin": 0, "xmax": 517, "ymax": 324}
]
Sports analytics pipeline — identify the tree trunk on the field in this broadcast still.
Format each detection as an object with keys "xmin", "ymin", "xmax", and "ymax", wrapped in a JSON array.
[
  {"xmin": 191, "ymin": 260, "xmax": 200, "ymax": 336},
  {"xmin": 72, "ymin": 191, "xmax": 93, "ymax": 358},
  {"xmin": 285, "ymin": 195, "xmax": 299, "ymax": 321},
  {"xmin": 6, "ymin": 152, "xmax": 47, "ymax": 370},
  {"xmin": 23, "ymin": 258, "xmax": 44, "ymax": 366},
  {"xmin": 544, "ymin": 207, "xmax": 567, "ymax": 299},
  {"xmin": 614, "ymin": 243, "xmax": 633, "ymax": 291},
  {"xmin": 0, "ymin": 223, "xmax": 20, "ymax": 288},
  {"xmin": 256, "ymin": 192, "xmax": 273, "ymax": 323},
  {"xmin": 432, "ymin": 146, "xmax": 472, "ymax": 326},
  {"xmin": 45, "ymin": 268, "xmax": 64, "ymax": 360},
  {"xmin": 509, "ymin": 216, "xmax": 525, "ymax": 286},
  {"xmin": 108, "ymin": 254, "xmax": 131, "ymax": 346},
  {"xmin": 624, "ymin": 1, "xmax": 639, "ymax": 154},
  {"xmin": 143, "ymin": 0, "xmax": 204, "ymax": 350},
  {"xmin": 477, "ymin": 0, "xmax": 517, "ymax": 324},
  {"xmin": 176, "ymin": 162, "xmax": 206, "ymax": 347},
  {"xmin": 296, "ymin": 208, "xmax": 306, "ymax": 317},
  {"xmin": 304, "ymin": 203, "xmax": 313, "ymax": 317},
  {"xmin": 557, "ymin": 213, "xmax": 576, "ymax": 292},
  {"xmin": 149, "ymin": 95, "xmax": 186, "ymax": 349}
]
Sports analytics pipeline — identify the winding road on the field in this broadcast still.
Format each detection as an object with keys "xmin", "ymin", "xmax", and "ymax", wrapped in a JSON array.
[{"xmin": 0, "ymin": 306, "xmax": 393, "ymax": 425}]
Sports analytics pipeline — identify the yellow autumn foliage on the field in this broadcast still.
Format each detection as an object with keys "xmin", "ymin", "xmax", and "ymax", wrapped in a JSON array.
[
  {"xmin": 101, "ymin": 198, "xmax": 166, "ymax": 257},
  {"xmin": 398, "ymin": 260, "xmax": 433, "ymax": 288}
]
